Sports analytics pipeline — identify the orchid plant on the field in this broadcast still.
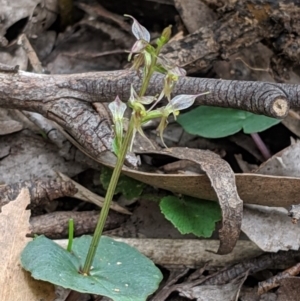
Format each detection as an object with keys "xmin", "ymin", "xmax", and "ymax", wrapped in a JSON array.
[
  {"xmin": 83, "ymin": 15, "xmax": 208, "ymax": 275},
  {"xmin": 21, "ymin": 16, "xmax": 208, "ymax": 301}
]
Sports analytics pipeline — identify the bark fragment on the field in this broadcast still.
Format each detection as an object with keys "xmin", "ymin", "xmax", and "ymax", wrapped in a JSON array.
[
  {"xmin": 162, "ymin": 0, "xmax": 300, "ymax": 74},
  {"xmin": 0, "ymin": 178, "xmax": 77, "ymax": 210}
]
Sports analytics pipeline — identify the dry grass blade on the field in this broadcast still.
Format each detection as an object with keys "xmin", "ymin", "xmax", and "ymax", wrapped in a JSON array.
[{"xmin": 57, "ymin": 172, "xmax": 131, "ymax": 215}]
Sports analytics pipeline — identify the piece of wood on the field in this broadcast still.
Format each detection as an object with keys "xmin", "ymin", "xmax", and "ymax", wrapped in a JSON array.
[
  {"xmin": 0, "ymin": 69, "xmax": 291, "ymax": 118},
  {"xmin": 0, "ymin": 69, "xmax": 293, "ymax": 169},
  {"xmin": 30, "ymin": 210, "xmax": 126, "ymax": 239},
  {"xmin": 55, "ymin": 238, "xmax": 263, "ymax": 268}
]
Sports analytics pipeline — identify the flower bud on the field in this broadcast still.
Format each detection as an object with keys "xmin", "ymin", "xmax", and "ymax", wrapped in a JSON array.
[
  {"xmin": 161, "ymin": 25, "xmax": 172, "ymax": 43},
  {"xmin": 108, "ymin": 96, "xmax": 127, "ymax": 155}
]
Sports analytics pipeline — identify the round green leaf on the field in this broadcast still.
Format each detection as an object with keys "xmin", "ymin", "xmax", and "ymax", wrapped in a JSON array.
[
  {"xmin": 21, "ymin": 235, "xmax": 162, "ymax": 301},
  {"xmin": 177, "ymin": 106, "xmax": 280, "ymax": 138},
  {"xmin": 160, "ymin": 196, "xmax": 221, "ymax": 237}
]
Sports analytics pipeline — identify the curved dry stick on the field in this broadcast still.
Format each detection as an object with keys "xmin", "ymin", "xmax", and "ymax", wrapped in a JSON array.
[
  {"xmin": 0, "ymin": 69, "xmax": 292, "ymax": 115},
  {"xmin": 0, "ymin": 69, "xmax": 295, "ymax": 162}
]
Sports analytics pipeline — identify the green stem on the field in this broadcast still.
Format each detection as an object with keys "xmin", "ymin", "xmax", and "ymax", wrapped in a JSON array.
[
  {"xmin": 82, "ymin": 42, "xmax": 163, "ymax": 275},
  {"xmin": 139, "ymin": 68, "xmax": 154, "ymax": 97},
  {"xmin": 82, "ymin": 118, "xmax": 134, "ymax": 274},
  {"xmin": 139, "ymin": 45, "xmax": 162, "ymax": 97},
  {"xmin": 67, "ymin": 219, "xmax": 74, "ymax": 252}
]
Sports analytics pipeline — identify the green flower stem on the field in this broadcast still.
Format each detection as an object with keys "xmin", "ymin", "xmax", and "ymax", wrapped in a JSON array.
[
  {"xmin": 82, "ymin": 41, "xmax": 163, "ymax": 275},
  {"xmin": 82, "ymin": 118, "xmax": 134, "ymax": 275},
  {"xmin": 139, "ymin": 68, "xmax": 154, "ymax": 97},
  {"xmin": 139, "ymin": 44, "xmax": 162, "ymax": 97},
  {"xmin": 142, "ymin": 109, "xmax": 164, "ymax": 123}
]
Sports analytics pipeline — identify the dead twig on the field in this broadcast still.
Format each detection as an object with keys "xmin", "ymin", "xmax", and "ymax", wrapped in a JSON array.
[
  {"xmin": 30, "ymin": 210, "xmax": 126, "ymax": 238},
  {"xmin": 0, "ymin": 68, "xmax": 293, "ymax": 168},
  {"xmin": 0, "ymin": 178, "xmax": 77, "ymax": 210},
  {"xmin": 258, "ymin": 262, "xmax": 300, "ymax": 295},
  {"xmin": 202, "ymin": 251, "xmax": 300, "ymax": 286}
]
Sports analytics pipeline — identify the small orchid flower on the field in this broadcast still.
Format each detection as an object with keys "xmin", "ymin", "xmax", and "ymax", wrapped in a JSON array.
[
  {"xmin": 129, "ymin": 85, "xmax": 157, "ymax": 107},
  {"xmin": 108, "ymin": 96, "xmax": 127, "ymax": 155},
  {"xmin": 125, "ymin": 15, "xmax": 151, "ymax": 63},
  {"xmin": 157, "ymin": 92, "xmax": 209, "ymax": 147},
  {"xmin": 156, "ymin": 56, "xmax": 187, "ymax": 102},
  {"xmin": 127, "ymin": 85, "xmax": 157, "ymax": 150}
]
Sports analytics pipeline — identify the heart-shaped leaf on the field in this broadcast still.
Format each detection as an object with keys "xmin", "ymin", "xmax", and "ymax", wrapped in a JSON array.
[
  {"xmin": 178, "ymin": 106, "xmax": 281, "ymax": 138},
  {"xmin": 160, "ymin": 195, "xmax": 221, "ymax": 237},
  {"xmin": 21, "ymin": 235, "xmax": 162, "ymax": 301}
]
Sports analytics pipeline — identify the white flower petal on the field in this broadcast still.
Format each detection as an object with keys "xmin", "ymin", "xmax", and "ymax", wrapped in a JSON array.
[
  {"xmin": 129, "ymin": 85, "xmax": 139, "ymax": 105},
  {"xmin": 129, "ymin": 85, "xmax": 156, "ymax": 105},
  {"xmin": 168, "ymin": 92, "xmax": 209, "ymax": 111},
  {"xmin": 140, "ymin": 96, "xmax": 157, "ymax": 105},
  {"xmin": 125, "ymin": 15, "xmax": 150, "ymax": 42},
  {"xmin": 108, "ymin": 96, "xmax": 127, "ymax": 119}
]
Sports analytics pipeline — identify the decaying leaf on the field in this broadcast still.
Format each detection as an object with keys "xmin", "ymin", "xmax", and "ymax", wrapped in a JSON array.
[
  {"xmin": 133, "ymin": 148, "xmax": 243, "ymax": 255},
  {"xmin": 0, "ymin": 132, "xmax": 86, "ymax": 184},
  {"xmin": 120, "ymin": 167, "xmax": 300, "ymax": 207},
  {"xmin": 177, "ymin": 272, "xmax": 248, "ymax": 301},
  {"xmin": 0, "ymin": 120, "xmax": 23, "ymax": 135},
  {"xmin": 282, "ymin": 110, "xmax": 300, "ymax": 138},
  {"xmin": 0, "ymin": 188, "xmax": 55, "ymax": 300},
  {"xmin": 242, "ymin": 205, "xmax": 300, "ymax": 252},
  {"xmin": 0, "ymin": 0, "xmax": 58, "ymax": 42},
  {"xmin": 255, "ymin": 141, "xmax": 300, "ymax": 177}
]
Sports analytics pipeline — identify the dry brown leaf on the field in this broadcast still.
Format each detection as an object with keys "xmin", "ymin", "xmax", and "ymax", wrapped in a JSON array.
[
  {"xmin": 134, "ymin": 148, "xmax": 243, "ymax": 255},
  {"xmin": 91, "ymin": 146, "xmax": 300, "ymax": 208},
  {"xmin": 0, "ymin": 188, "xmax": 55, "ymax": 300},
  {"xmin": 121, "ymin": 168, "xmax": 300, "ymax": 207}
]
